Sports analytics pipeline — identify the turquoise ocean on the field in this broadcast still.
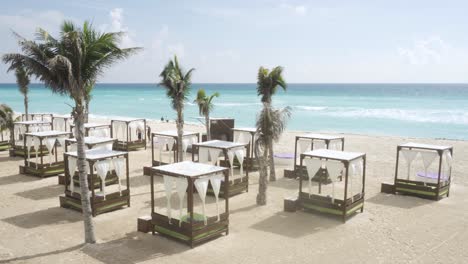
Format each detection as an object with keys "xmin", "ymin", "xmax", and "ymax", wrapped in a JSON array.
[{"xmin": 1, "ymin": 83, "xmax": 468, "ymax": 140}]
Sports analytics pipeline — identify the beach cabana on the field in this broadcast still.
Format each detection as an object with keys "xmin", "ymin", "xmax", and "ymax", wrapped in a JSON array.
[
  {"xmin": 285, "ymin": 133, "xmax": 345, "ymax": 179},
  {"xmin": 195, "ymin": 117, "xmax": 235, "ymax": 141},
  {"xmin": 52, "ymin": 115, "xmax": 72, "ymax": 132},
  {"xmin": 145, "ymin": 130, "xmax": 199, "ymax": 173},
  {"xmin": 291, "ymin": 149, "xmax": 366, "ymax": 222},
  {"xmin": 192, "ymin": 140, "xmax": 249, "ymax": 197},
  {"xmin": 110, "ymin": 118, "xmax": 147, "ymax": 151},
  {"xmin": 19, "ymin": 130, "xmax": 72, "ymax": 177},
  {"xmin": 70, "ymin": 123, "xmax": 111, "ymax": 137},
  {"xmin": 0, "ymin": 130, "xmax": 10, "ymax": 151},
  {"xmin": 11, "ymin": 120, "xmax": 52, "ymax": 157},
  {"xmin": 232, "ymin": 127, "xmax": 257, "ymax": 170},
  {"xmin": 149, "ymin": 161, "xmax": 229, "ymax": 247},
  {"xmin": 21, "ymin": 113, "xmax": 53, "ymax": 122},
  {"xmin": 60, "ymin": 148, "xmax": 130, "ymax": 216},
  {"xmin": 382, "ymin": 143, "xmax": 453, "ymax": 200}
]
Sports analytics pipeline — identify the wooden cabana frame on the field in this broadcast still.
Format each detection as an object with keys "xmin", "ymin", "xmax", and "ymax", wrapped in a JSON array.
[
  {"xmin": 20, "ymin": 131, "xmax": 72, "ymax": 177},
  {"xmin": 60, "ymin": 149, "xmax": 130, "ymax": 216},
  {"xmin": 70, "ymin": 123, "xmax": 111, "ymax": 137},
  {"xmin": 285, "ymin": 133, "xmax": 345, "ymax": 179},
  {"xmin": 52, "ymin": 115, "xmax": 72, "ymax": 132},
  {"xmin": 110, "ymin": 118, "xmax": 147, "ymax": 151},
  {"xmin": 150, "ymin": 161, "xmax": 229, "ymax": 248},
  {"xmin": 298, "ymin": 149, "xmax": 366, "ymax": 222},
  {"xmin": 384, "ymin": 143, "xmax": 453, "ymax": 201},
  {"xmin": 232, "ymin": 127, "xmax": 257, "ymax": 171},
  {"xmin": 11, "ymin": 120, "xmax": 52, "ymax": 157},
  {"xmin": 151, "ymin": 130, "xmax": 200, "ymax": 166},
  {"xmin": 21, "ymin": 113, "xmax": 53, "ymax": 122},
  {"xmin": 192, "ymin": 140, "xmax": 249, "ymax": 198}
]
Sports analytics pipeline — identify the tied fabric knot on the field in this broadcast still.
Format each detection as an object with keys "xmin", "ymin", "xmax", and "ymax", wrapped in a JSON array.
[{"xmin": 194, "ymin": 178, "xmax": 209, "ymax": 225}]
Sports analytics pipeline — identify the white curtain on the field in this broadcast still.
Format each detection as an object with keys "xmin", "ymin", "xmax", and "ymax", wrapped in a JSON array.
[
  {"xmin": 313, "ymin": 140, "xmax": 326, "ymax": 150},
  {"xmin": 194, "ymin": 178, "xmax": 210, "ymax": 225},
  {"xmin": 304, "ymin": 158, "xmax": 322, "ymax": 197},
  {"xmin": 210, "ymin": 174, "xmax": 224, "ymax": 221},
  {"xmin": 113, "ymin": 158, "xmax": 126, "ymax": 195},
  {"xmin": 26, "ymin": 136, "xmax": 34, "ymax": 166},
  {"xmin": 235, "ymin": 148, "xmax": 245, "ymax": 179},
  {"xmin": 401, "ymin": 149, "xmax": 418, "ymax": 180},
  {"xmin": 32, "ymin": 137, "xmax": 40, "ymax": 167},
  {"xmin": 163, "ymin": 175, "xmax": 174, "ymax": 223},
  {"xmin": 199, "ymin": 147, "xmax": 209, "ymax": 163},
  {"xmin": 420, "ymin": 151, "xmax": 438, "ymax": 178},
  {"xmin": 175, "ymin": 177, "xmax": 188, "ymax": 227},
  {"xmin": 209, "ymin": 148, "xmax": 222, "ymax": 166},
  {"xmin": 298, "ymin": 139, "xmax": 311, "ymax": 154},
  {"xmin": 326, "ymin": 160, "xmax": 344, "ymax": 203},
  {"xmin": 68, "ymin": 157, "xmax": 77, "ymax": 193},
  {"xmin": 94, "ymin": 160, "xmax": 111, "ymax": 200},
  {"xmin": 350, "ymin": 159, "xmax": 364, "ymax": 201},
  {"xmin": 45, "ymin": 138, "xmax": 57, "ymax": 165},
  {"xmin": 329, "ymin": 140, "xmax": 342, "ymax": 150}
]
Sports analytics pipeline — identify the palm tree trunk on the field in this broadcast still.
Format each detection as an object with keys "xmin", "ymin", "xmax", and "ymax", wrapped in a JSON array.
[
  {"xmin": 255, "ymin": 138, "xmax": 268, "ymax": 205},
  {"xmin": 9, "ymin": 127, "xmax": 14, "ymax": 147},
  {"xmin": 176, "ymin": 108, "xmax": 184, "ymax": 162},
  {"xmin": 268, "ymin": 141, "xmax": 276, "ymax": 181},
  {"xmin": 84, "ymin": 100, "xmax": 89, "ymax": 123},
  {"xmin": 74, "ymin": 98, "xmax": 96, "ymax": 244},
  {"xmin": 24, "ymin": 94, "xmax": 29, "ymax": 121},
  {"xmin": 205, "ymin": 114, "xmax": 210, "ymax": 141}
]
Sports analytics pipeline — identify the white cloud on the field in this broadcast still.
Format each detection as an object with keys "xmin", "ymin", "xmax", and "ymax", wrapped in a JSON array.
[
  {"xmin": 398, "ymin": 36, "xmax": 447, "ymax": 65},
  {"xmin": 107, "ymin": 7, "xmax": 136, "ymax": 48},
  {"xmin": 279, "ymin": 3, "xmax": 307, "ymax": 16},
  {"xmin": 167, "ymin": 43, "xmax": 185, "ymax": 58}
]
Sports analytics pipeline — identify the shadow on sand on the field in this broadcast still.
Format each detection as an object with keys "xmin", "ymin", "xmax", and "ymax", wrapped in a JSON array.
[
  {"xmin": 0, "ymin": 174, "xmax": 37, "ymax": 186},
  {"xmin": 82, "ymin": 231, "xmax": 187, "ymax": 264},
  {"xmin": 2, "ymin": 207, "xmax": 81, "ymax": 229},
  {"xmin": 251, "ymin": 211, "xmax": 341, "ymax": 238},
  {"xmin": 15, "ymin": 185, "xmax": 64, "ymax": 200},
  {"xmin": 0, "ymin": 244, "xmax": 83, "ymax": 264},
  {"xmin": 366, "ymin": 192, "xmax": 433, "ymax": 209}
]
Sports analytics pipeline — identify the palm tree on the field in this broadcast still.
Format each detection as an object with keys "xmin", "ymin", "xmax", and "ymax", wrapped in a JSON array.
[
  {"xmin": 2, "ymin": 21, "xmax": 140, "ymax": 243},
  {"xmin": 194, "ymin": 89, "xmax": 219, "ymax": 141},
  {"xmin": 257, "ymin": 66, "xmax": 287, "ymax": 181},
  {"xmin": 0, "ymin": 104, "xmax": 17, "ymax": 146},
  {"xmin": 255, "ymin": 106, "xmax": 291, "ymax": 205},
  {"xmin": 84, "ymin": 81, "xmax": 94, "ymax": 123},
  {"xmin": 159, "ymin": 55, "xmax": 194, "ymax": 162},
  {"xmin": 14, "ymin": 65, "xmax": 30, "ymax": 120}
]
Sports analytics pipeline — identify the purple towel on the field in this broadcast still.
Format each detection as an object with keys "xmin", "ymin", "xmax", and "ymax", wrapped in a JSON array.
[
  {"xmin": 417, "ymin": 172, "xmax": 448, "ymax": 180},
  {"xmin": 274, "ymin": 153, "xmax": 295, "ymax": 159}
]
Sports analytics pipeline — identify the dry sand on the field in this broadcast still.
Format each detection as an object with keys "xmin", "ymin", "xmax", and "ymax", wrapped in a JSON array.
[{"xmin": 1, "ymin": 119, "xmax": 468, "ymax": 264}]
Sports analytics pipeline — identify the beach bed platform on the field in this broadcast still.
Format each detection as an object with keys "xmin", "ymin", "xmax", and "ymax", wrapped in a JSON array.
[
  {"xmin": 60, "ymin": 149, "xmax": 130, "ymax": 216},
  {"xmin": 382, "ymin": 142, "xmax": 453, "ymax": 201},
  {"xmin": 290, "ymin": 149, "xmax": 366, "ymax": 222},
  {"xmin": 111, "ymin": 118, "xmax": 147, "ymax": 151},
  {"xmin": 284, "ymin": 133, "xmax": 345, "ymax": 179},
  {"xmin": 192, "ymin": 140, "xmax": 249, "ymax": 198},
  {"xmin": 147, "ymin": 161, "xmax": 229, "ymax": 248},
  {"xmin": 19, "ymin": 130, "xmax": 71, "ymax": 178},
  {"xmin": 143, "ymin": 130, "xmax": 200, "ymax": 176}
]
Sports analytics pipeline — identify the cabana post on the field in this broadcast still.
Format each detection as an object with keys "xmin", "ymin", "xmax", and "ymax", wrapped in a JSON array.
[{"xmin": 21, "ymin": 113, "xmax": 53, "ymax": 122}]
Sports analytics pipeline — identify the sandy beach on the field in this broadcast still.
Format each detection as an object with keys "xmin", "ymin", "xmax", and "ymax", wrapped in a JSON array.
[{"xmin": 1, "ymin": 119, "xmax": 468, "ymax": 264}]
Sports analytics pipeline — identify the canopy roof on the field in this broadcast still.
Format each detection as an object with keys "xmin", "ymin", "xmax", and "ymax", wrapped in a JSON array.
[
  {"xmin": 193, "ymin": 140, "xmax": 246, "ymax": 150},
  {"xmin": 399, "ymin": 142, "xmax": 452, "ymax": 151},
  {"xmin": 297, "ymin": 133, "xmax": 344, "ymax": 141},
  {"xmin": 232, "ymin": 127, "xmax": 257, "ymax": 133},
  {"xmin": 15, "ymin": 121, "xmax": 51, "ymax": 126},
  {"xmin": 152, "ymin": 130, "xmax": 199, "ymax": 138},
  {"xmin": 152, "ymin": 161, "xmax": 227, "ymax": 178},
  {"xmin": 66, "ymin": 136, "xmax": 115, "ymax": 145},
  {"xmin": 302, "ymin": 149, "xmax": 364, "ymax": 162},
  {"xmin": 66, "ymin": 148, "xmax": 127, "ymax": 161},
  {"xmin": 112, "ymin": 117, "xmax": 145, "ymax": 122},
  {"xmin": 25, "ymin": 130, "xmax": 71, "ymax": 138}
]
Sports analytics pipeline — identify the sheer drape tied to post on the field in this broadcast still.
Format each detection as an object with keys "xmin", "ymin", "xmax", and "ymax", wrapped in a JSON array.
[
  {"xmin": 113, "ymin": 158, "xmax": 126, "ymax": 195},
  {"xmin": 163, "ymin": 175, "xmax": 174, "ymax": 223},
  {"xmin": 45, "ymin": 138, "xmax": 57, "ymax": 165},
  {"xmin": 304, "ymin": 158, "xmax": 322, "ymax": 197},
  {"xmin": 175, "ymin": 177, "xmax": 188, "ymax": 227},
  {"xmin": 210, "ymin": 173, "xmax": 224, "ymax": 221},
  {"xmin": 94, "ymin": 160, "xmax": 111, "ymax": 200},
  {"xmin": 194, "ymin": 178, "xmax": 209, "ymax": 225},
  {"xmin": 401, "ymin": 149, "xmax": 418, "ymax": 180},
  {"xmin": 68, "ymin": 157, "xmax": 77, "ymax": 193},
  {"xmin": 326, "ymin": 160, "xmax": 344, "ymax": 203}
]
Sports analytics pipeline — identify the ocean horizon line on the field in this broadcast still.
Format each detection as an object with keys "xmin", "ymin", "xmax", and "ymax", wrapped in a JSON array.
[{"xmin": 2, "ymin": 82, "xmax": 468, "ymax": 86}]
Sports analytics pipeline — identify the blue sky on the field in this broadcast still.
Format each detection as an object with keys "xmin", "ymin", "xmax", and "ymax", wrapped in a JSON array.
[{"xmin": 0, "ymin": 0, "xmax": 467, "ymax": 83}]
